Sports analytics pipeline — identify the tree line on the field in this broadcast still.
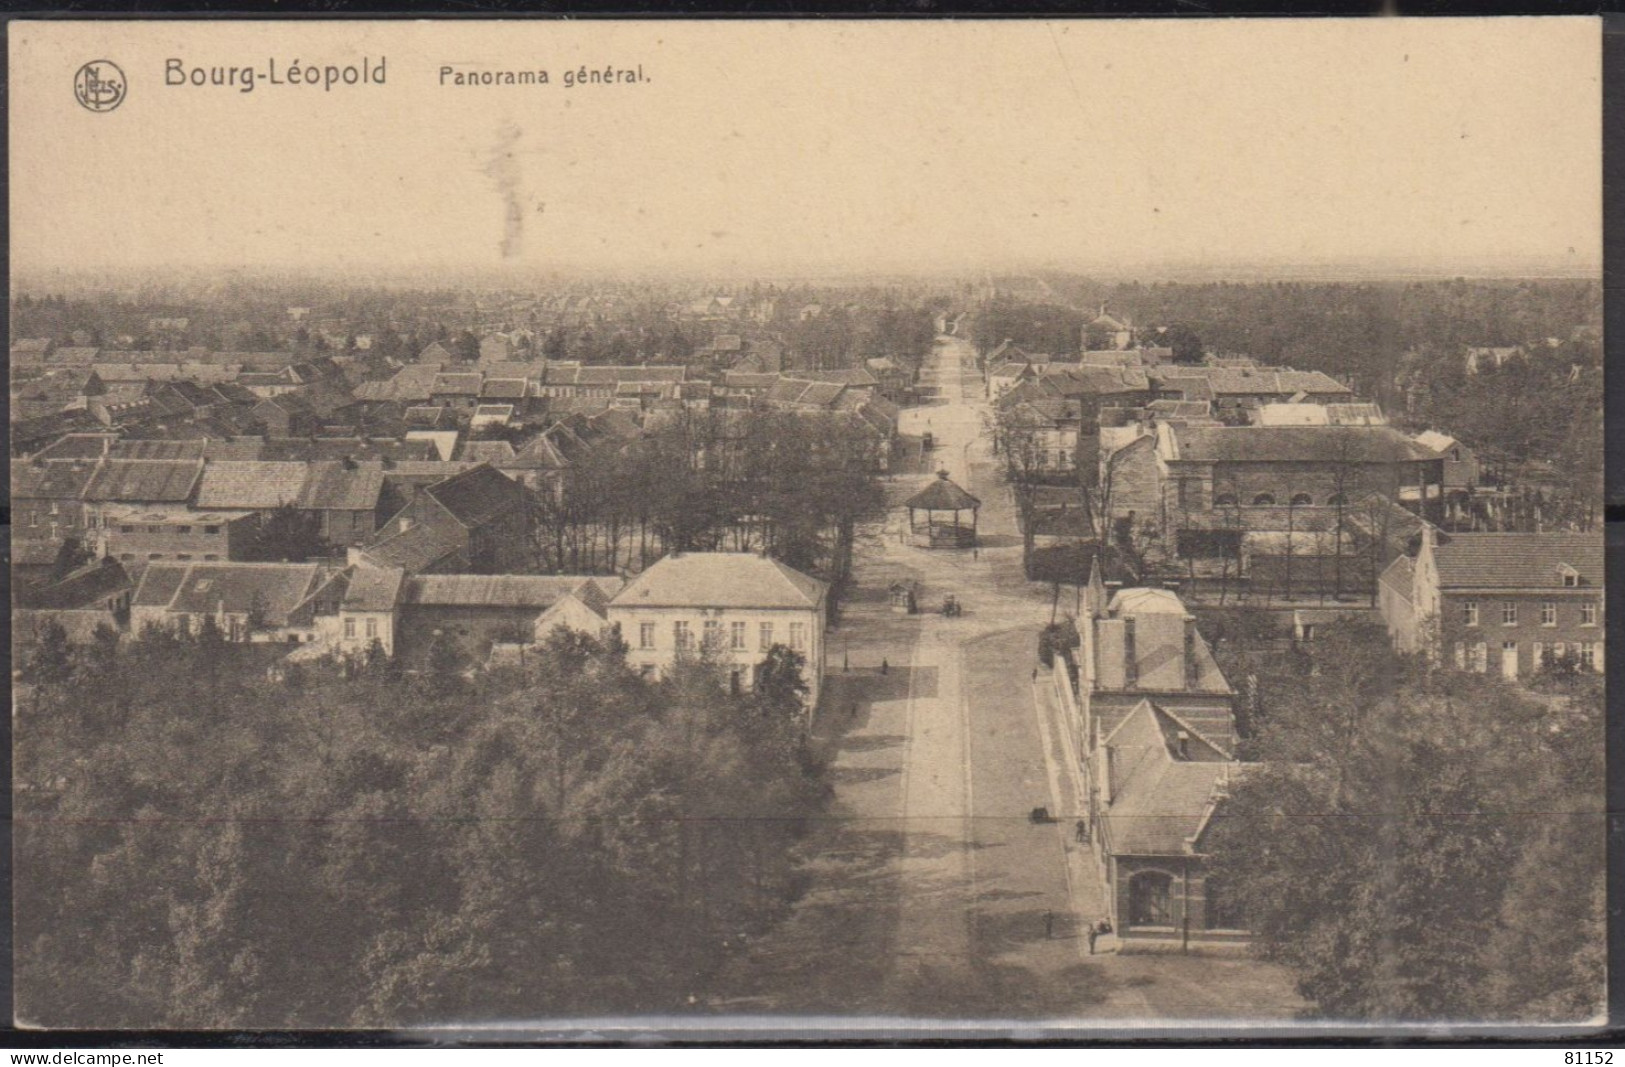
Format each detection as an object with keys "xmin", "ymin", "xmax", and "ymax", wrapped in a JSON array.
[
  {"xmin": 529, "ymin": 407, "xmax": 889, "ymax": 597},
  {"xmin": 1203, "ymin": 618, "xmax": 1604, "ymax": 1022},
  {"xmin": 16, "ymin": 622, "xmax": 828, "ymax": 1028}
]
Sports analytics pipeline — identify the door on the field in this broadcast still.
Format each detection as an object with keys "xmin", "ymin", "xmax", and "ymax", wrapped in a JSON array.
[{"xmin": 1501, "ymin": 641, "xmax": 1518, "ymax": 680}]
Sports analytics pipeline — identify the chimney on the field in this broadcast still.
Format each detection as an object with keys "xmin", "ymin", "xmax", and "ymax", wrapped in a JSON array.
[
  {"xmin": 399, "ymin": 516, "xmax": 414, "ymax": 533},
  {"xmin": 1175, "ymin": 730, "xmax": 1190, "ymax": 760}
]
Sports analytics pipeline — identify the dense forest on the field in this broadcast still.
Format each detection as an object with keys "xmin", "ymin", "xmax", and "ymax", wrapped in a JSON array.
[
  {"xmin": 16, "ymin": 623, "xmax": 827, "ymax": 1028},
  {"xmin": 1202, "ymin": 619, "xmax": 1605, "ymax": 1022}
]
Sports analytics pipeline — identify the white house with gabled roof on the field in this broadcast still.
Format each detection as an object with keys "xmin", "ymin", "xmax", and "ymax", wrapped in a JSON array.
[{"xmin": 607, "ymin": 552, "xmax": 828, "ymax": 706}]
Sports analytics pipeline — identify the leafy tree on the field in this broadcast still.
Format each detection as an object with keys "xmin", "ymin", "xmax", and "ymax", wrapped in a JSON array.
[
  {"xmin": 245, "ymin": 504, "xmax": 328, "ymax": 563},
  {"xmin": 1204, "ymin": 622, "xmax": 1604, "ymax": 1022},
  {"xmin": 50, "ymin": 536, "xmax": 95, "ymax": 582}
]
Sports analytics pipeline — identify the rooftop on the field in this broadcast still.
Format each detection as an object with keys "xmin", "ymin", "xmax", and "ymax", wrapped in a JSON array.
[
  {"xmin": 610, "ymin": 552, "xmax": 827, "ymax": 611},
  {"xmin": 1432, "ymin": 532, "xmax": 1603, "ymax": 590}
]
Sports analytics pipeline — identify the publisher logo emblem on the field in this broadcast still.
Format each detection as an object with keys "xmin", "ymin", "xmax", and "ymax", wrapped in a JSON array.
[{"xmin": 74, "ymin": 60, "xmax": 126, "ymax": 112}]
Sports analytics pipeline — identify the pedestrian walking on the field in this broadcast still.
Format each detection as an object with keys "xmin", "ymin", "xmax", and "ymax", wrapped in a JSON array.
[
  {"xmin": 1044, "ymin": 910, "xmax": 1055, "ymax": 940},
  {"xmin": 1074, "ymin": 819, "xmax": 1088, "ymax": 844},
  {"xmin": 881, "ymin": 658, "xmax": 890, "ymax": 675},
  {"xmin": 1086, "ymin": 923, "xmax": 1099, "ymax": 955}
]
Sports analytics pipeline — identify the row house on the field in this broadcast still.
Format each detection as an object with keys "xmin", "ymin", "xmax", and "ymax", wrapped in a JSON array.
[
  {"xmin": 1053, "ymin": 573, "xmax": 1245, "ymax": 950},
  {"xmin": 1379, "ymin": 530, "xmax": 1603, "ymax": 678},
  {"xmin": 130, "ymin": 560, "xmax": 347, "ymax": 645}
]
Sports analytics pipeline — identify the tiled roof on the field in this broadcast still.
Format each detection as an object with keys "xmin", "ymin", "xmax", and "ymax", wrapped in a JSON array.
[
  {"xmin": 904, "ymin": 472, "xmax": 980, "ymax": 512},
  {"xmin": 29, "ymin": 434, "xmax": 119, "ymax": 461},
  {"xmin": 404, "ymin": 574, "xmax": 597, "ymax": 608},
  {"xmin": 341, "ymin": 564, "xmax": 406, "ymax": 611},
  {"xmin": 610, "ymin": 552, "xmax": 827, "ymax": 610},
  {"xmin": 1103, "ymin": 700, "xmax": 1234, "ymax": 857},
  {"xmin": 503, "ymin": 435, "xmax": 569, "ymax": 470},
  {"xmin": 358, "ymin": 516, "xmax": 466, "ymax": 572},
  {"xmin": 1432, "ymin": 532, "xmax": 1603, "ymax": 590},
  {"xmin": 134, "ymin": 561, "xmax": 328, "ymax": 624},
  {"xmin": 299, "ymin": 461, "xmax": 386, "ymax": 511},
  {"xmin": 480, "ymin": 378, "xmax": 528, "ymax": 400},
  {"xmin": 431, "ymin": 372, "xmax": 483, "ymax": 396},
  {"xmin": 15, "ymin": 558, "xmax": 133, "ymax": 611},
  {"xmin": 81, "ymin": 459, "xmax": 203, "ymax": 503},
  {"xmin": 424, "ymin": 464, "xmax": 524, "ymax": 527},
  {"xmin": 12, "ymin": 461, "xmax": 100, "ymax": 500},
  {"xmin": 195, "ymin": 461, "xmax": 309, "ymax": 509},
  {"xmin": 1168, "ymin": 425, "xmax": 1436, "ymax": 465}
]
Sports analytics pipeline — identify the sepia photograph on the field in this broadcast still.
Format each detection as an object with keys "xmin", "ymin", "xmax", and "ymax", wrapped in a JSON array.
[{"xmin": 6, "ymin": 17, "xmax": 1606, "ymax": 1036}]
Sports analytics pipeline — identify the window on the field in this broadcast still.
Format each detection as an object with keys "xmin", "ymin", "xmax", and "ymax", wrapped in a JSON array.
[
  {"xmin": 1562, "ymin": 567, "xmax": 1580, "ymax": 588},
  {"xmin": 1289, "ymin": 493, "xmax": 1313, "ymax": 506},
  {"xmin": 1502, "ymin": 641, "xmax": 1517, "ymax": 676},
  {"xmin": 344, "ymin": 617, "xmax": 356, "ymax": 639},
  {"xmin": 204, "ymin": 525, "xmax": 220, "ymax": 535},
  {"xmin": 1177, "ymin": 479, "xmax": 1194, "ymax": 508},
  {"xmin": 759, "ymin": 622, "xmax": 774, "ymax": 651},
  {"xmin": 1213, "ymin": 493, "xmax": 1238, "ymax": 507},
  {"xmin": 1579, "ymin": 642, "xmax": 1598, "ymax": 671},
  {"xmin": 703, "ymin": 619, "xmax": 722, "ymax": 648},
  {"xmin": 1532, "ymin": 641, "xmax": 1544, "ymax": 669},
  {"xmin": 730, "ymin": 621, "xmax": 747, "ymax": 650},
  {"xmin": 177, "ymin": 525, "xmax": 192, "ymax": 534},
  {"xmin": 1326, "ymin": 493, "xmax": 1348, "ymax": 506},
  {"xmin": 119, "ymin": 553, "xmax": 134, "ymax": 561},
  {"xmin": 1462, "ymin": 601, "xmax": 1478, "ymax": 627},
  {"xmin": 120, "ymin": 525, "xmax": 135, "ymax": 534},
  {"xmin": 1251, "ymin": 493, "xmax": 1276, "ymax": 506},
  {"xmin": 1581, "ymin": 602, "xmax": 1597, "ymax": 626},
  {"xmin": 176, "ymin": 553, "xmax": 192, "ymax": 561},
  {"xmin": 1128, "ymin": 871, "xmax": 1173, "ymax": 927},
  {"xmin": 365, "ymin": 618, "xmax": 377, "ymax": 639},
  {"xmin": 1541, "ymin": 602, "xmax": 1556, "ymax": 627},
  {"xmin": 1501, "ymin": 602, "xmax": 1518, "ymax": 626},
  {"xmin": 639, "ymin": 622, "xmax": 656, "ymax": 649},
  {"xmin": 789, "ymin": 622, "xmax": 806, "ymax": 651},
  {"xmin": 674, "ymin": 621, "xmax": 693, "ymax": 651},
  {"xmin": 1473, "ymin": 642, "xmax": 1488, "ymax": 673}
]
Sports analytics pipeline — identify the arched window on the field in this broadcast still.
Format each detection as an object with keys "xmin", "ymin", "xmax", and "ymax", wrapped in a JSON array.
[
  {"xmin": 1251, "ymin": 493, "xmax": 1276, "ymax": 506},
  {"xmin": 1127, "ymin": 870, "xmax": 1174, "ymax": 927},
  {"xmin": 1289, "ymin": 493, "xmax": 1313, "ymax": 506},
  {"xmin": 1326, "ymin": 493, "xmax": 1348, "ymax": 506},
  {"xmin": 1213, "ymin": 493, "xmax": 1238, "ymax": 507}
]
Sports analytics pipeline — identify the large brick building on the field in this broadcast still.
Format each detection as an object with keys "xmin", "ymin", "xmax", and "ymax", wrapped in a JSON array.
[{"xmin": 1379, "ymin": 529, "xmax": 1604, "ymax": 678}]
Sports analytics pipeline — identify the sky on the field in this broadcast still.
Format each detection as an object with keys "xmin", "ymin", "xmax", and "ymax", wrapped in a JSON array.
[{"xmin": 9, "ymin": 18, "xmax": 1603, "ymax": 279}]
